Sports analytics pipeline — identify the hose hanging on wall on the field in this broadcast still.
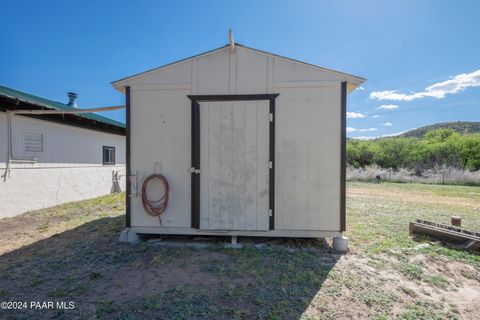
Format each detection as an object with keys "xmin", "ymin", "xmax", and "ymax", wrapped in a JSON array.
[{"xmin": 141, "ymin": 163, "xmax": 169, "ymax": 217}]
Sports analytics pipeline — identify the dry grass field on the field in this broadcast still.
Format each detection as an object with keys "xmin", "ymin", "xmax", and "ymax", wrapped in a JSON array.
[{"xmin": 0, "ymin": 182, "xmax": 479, "ymax": 319}]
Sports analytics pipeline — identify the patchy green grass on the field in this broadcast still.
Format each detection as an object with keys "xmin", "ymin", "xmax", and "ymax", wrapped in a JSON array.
[
  {"xmin": 347, "ymin": 182, "xmax": 480, "ymax": 265},
  {"xmin": 151, "ymin": 247, "xmax": 194, "ymax": 266},
  {"xmin": 397, "ymin": 261, "xmax": 449, "ymax": 289},
  {"xmin": 397, "ymin": 301, "xmax": 459, "ymax": 320},
  {"xmin": 96, "ymin": 285, "xmax": 216, "ymax": 320},
  {"xmin": 360, "ymin": 287, "xmax": 398, "ymax": 311},
  {"xmin": 1, "ymin": 183, "xmax": 479, "ymax": 319},
  {"xmin": 400, "ymin": 262, "xmax": 425, "ymax": 281}
]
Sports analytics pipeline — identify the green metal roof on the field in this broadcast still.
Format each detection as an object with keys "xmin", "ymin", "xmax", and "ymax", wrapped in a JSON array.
[{"xmin": 0, "ymin": 85, "xmax": 125, "ymax": 128}]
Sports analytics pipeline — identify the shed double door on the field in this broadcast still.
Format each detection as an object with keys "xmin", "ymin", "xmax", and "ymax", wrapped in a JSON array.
[{"xmin": 199, "ymin": 100, "xmax": 270, "ymax": 230}]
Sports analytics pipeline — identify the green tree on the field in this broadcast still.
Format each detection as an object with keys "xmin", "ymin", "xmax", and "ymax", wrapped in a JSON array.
[
  {"xmin": 374, "ymin": 138, "xmax": 418, "ymax": 169},
  {"xmin": 424, "ymin": 128, "xmax": 456, "ymax": 143},
  {"xmin": 461, "ymin": 134, "xmax": 480, "ymax": 170},
  {"xmin": 346, "ymin": 140, "xmax": 378, "ymax": 168},
  {"xmin": 346, "ymin": 128, "xmax": 480, "ymax": 171},
  {"xmin": 418, "ymin": 129, "xmax": 462, "ymax": 168}
]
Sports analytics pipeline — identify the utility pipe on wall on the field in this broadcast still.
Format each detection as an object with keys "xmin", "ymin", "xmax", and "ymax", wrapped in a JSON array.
[{"xmin": 10, "ymin": 105, "xmax": 124, "ymax": 115}]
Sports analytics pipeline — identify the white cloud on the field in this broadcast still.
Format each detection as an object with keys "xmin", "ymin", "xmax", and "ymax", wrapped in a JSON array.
[
  {"xmin": 346, "ymin": 127, "xmax": 357, "ymax": 133},
  {"xmin": 381, "ymin": 122, "xmax": 393, "ymax": 126},
  {"xmin": 357, "ymin": 86, "xmax": 365, "ymax": 90},
  {"xmin": 377, "ymin": 104, "xmax": 399, "ymax": 110},
  {"xmin": 378, "ymin": 130, "xmax": 409, "ymax": 137},
  {"xmin": 370, "ymin": 69, "xmax": 480, "ymax": 101},
  {"xmin": 355, "ymin": 129, "xmax": 412, "ymax": 140},
  {"xmin": 372, "ymin": 115, "xmax": 380, "ymax": 118},
  {"xmin": 370, "ymin": 91, "xmax": 414, "ymax": 101},
  {"xmin": 359, "ymin": 128, "xmax": 377, "ymax": 132},
  {"xmin": 347, "ymin": 112, "xmax": 366, "ymax": 119}
]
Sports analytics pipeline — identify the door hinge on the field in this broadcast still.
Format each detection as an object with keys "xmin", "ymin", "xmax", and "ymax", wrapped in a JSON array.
[
  {"xmin": 268, "ymin": 161, "xmax": 273, "ymax": 169},
  {"xmin": 269, "ymin": 209, "xmax": 273, "ymax": 217},
  {"xmin": 269, "ymin": 113, "xmax": 274, "ymax": 122}
]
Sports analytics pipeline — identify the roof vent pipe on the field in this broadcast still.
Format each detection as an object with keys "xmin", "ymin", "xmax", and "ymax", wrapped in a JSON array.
[{"xmin": 67, "ymin": 92, "xmax": 78, "ymax": 108}]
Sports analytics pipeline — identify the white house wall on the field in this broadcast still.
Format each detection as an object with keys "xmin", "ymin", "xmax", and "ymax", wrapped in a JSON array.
[
  {"xmin": 126, "ymin": 46, "xmax": 348, "ymax": 235},
  {"xmin": 0, "ymin": 166, "xmax": 125, "ymax": 218},
  {"xmin": 0, "ymin": 113, "xmax": 126, "ymax": 168},
  {"xmin": 0, "ymin": 112, "xmax": 126, "ymax": 217}
]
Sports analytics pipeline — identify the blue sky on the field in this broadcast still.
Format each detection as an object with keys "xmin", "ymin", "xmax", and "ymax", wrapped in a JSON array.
[{"xmin": 1, "ymin": 0, "xmax": 480, "ymax": 139}]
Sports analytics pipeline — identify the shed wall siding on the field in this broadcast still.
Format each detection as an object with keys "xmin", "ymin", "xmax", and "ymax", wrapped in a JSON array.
[
  {"xmin": 128, "ymin": 46, "xmax": 344, "ymax": 233},
  {"xmin": 274, "ymin": 84, "xmax": 341, "ymax": 231},
  {"xmin": 235, "ymin": 49, "xmax": 269, "ymax": 94},
  {"xmin": 125, "ymin": 60, "xmax": 192, "ymax": 86},
  {"xmin": 130, "ymin": 88, "xmax": 192, "ymax": 228},
  {"xmin": 273, "ymin": 58, "xmax": 347, "ymax": 83},
  {"xmin": 197, "ymin": 51, "xmax": 230, "ymax": 94}
]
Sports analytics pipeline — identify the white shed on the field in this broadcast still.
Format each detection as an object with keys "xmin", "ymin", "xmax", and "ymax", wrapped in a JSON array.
[{"xmin": 112, "ymin": 41, "xmax": 365, "ymax": 238}]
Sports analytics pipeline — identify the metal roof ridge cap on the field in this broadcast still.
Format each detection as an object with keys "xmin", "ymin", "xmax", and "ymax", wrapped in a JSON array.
[
  {"xmin": 0, "ymin": 85, "xmax": 71, "ymax": 109},
  {"xmin": 0, "ymin": 86, "xmax": 125, "ymax": 128}
]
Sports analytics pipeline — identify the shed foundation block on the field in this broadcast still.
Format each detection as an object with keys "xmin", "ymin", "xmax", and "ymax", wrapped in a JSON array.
[
  {"xmin": 224, "ymin": 235, "xmax": 242, "ymax": 249},
  {"xmin": 333, "ymin": 236, "xmax": 349, "ymax": 253},
  {"xmin": 119, "ymin": 228, "xmax": 139, "ymax": 244}
]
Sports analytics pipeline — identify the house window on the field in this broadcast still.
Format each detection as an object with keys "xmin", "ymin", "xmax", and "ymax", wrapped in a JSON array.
[
  {"xmin": 103, "ymin": 146, "xmax": 115, "ymax": 165},
  {"xmin": 24, "ymin": 132, "xmax": 43, "ymax": 152}
]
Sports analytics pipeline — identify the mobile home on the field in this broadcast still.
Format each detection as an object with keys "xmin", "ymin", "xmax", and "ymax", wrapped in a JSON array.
[{"xmin": 0, "ymin": 86, "xmax": 126, "ymax": 217}]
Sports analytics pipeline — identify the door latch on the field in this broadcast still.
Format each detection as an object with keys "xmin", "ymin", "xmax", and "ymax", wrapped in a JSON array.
[{"xmin": 190, "ymin": 167, "xmax": 200, "ymax": 174}]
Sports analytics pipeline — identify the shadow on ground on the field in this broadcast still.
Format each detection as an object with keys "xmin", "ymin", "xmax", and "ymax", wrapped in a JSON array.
[{"xmin": 0, "ymin": 215, "xmax": 340, "ymax": 319}]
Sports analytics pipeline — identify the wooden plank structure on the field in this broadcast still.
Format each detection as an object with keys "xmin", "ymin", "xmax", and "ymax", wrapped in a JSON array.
[{"xmin": 409, "ymin": 219, "xmax": 480, "ymax": 250}]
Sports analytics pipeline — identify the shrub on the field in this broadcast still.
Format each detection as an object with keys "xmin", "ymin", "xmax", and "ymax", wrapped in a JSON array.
[{"xmin": 347, "ymin": 129, "xmax": 480, "ymax": 174}]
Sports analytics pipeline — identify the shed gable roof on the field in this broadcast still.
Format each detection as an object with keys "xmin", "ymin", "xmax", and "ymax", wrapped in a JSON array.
[{"xmin": 111, "ymin": 44, "xmax": 365, "ymax": 92}]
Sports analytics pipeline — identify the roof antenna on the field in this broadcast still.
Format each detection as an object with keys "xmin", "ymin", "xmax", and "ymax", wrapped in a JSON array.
[{"xmin": 228, "ymin": 28, "xmax": 235, "ymax": 54}]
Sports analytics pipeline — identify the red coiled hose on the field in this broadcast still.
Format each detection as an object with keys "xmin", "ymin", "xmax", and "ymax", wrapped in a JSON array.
[{"xmin": 141, "ymin": 174, "xmax": 169, "ymax": 217}]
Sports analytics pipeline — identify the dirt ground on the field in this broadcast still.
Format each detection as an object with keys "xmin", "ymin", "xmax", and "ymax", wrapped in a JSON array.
[{"xmin": 0, "ymin": 183, "xmax": 479, "ymax": 319}]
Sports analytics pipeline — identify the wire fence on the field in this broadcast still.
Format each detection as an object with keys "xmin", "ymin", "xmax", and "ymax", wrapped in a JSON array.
[{"xmin": 347, "ymin": 166, "xmax": 480, "ymax": 187}]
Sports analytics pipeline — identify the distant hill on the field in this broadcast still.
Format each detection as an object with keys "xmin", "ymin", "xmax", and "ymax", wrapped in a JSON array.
[{"xmin": 399, "ymin": 121, "xmax": 480, "ymax": 138}]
